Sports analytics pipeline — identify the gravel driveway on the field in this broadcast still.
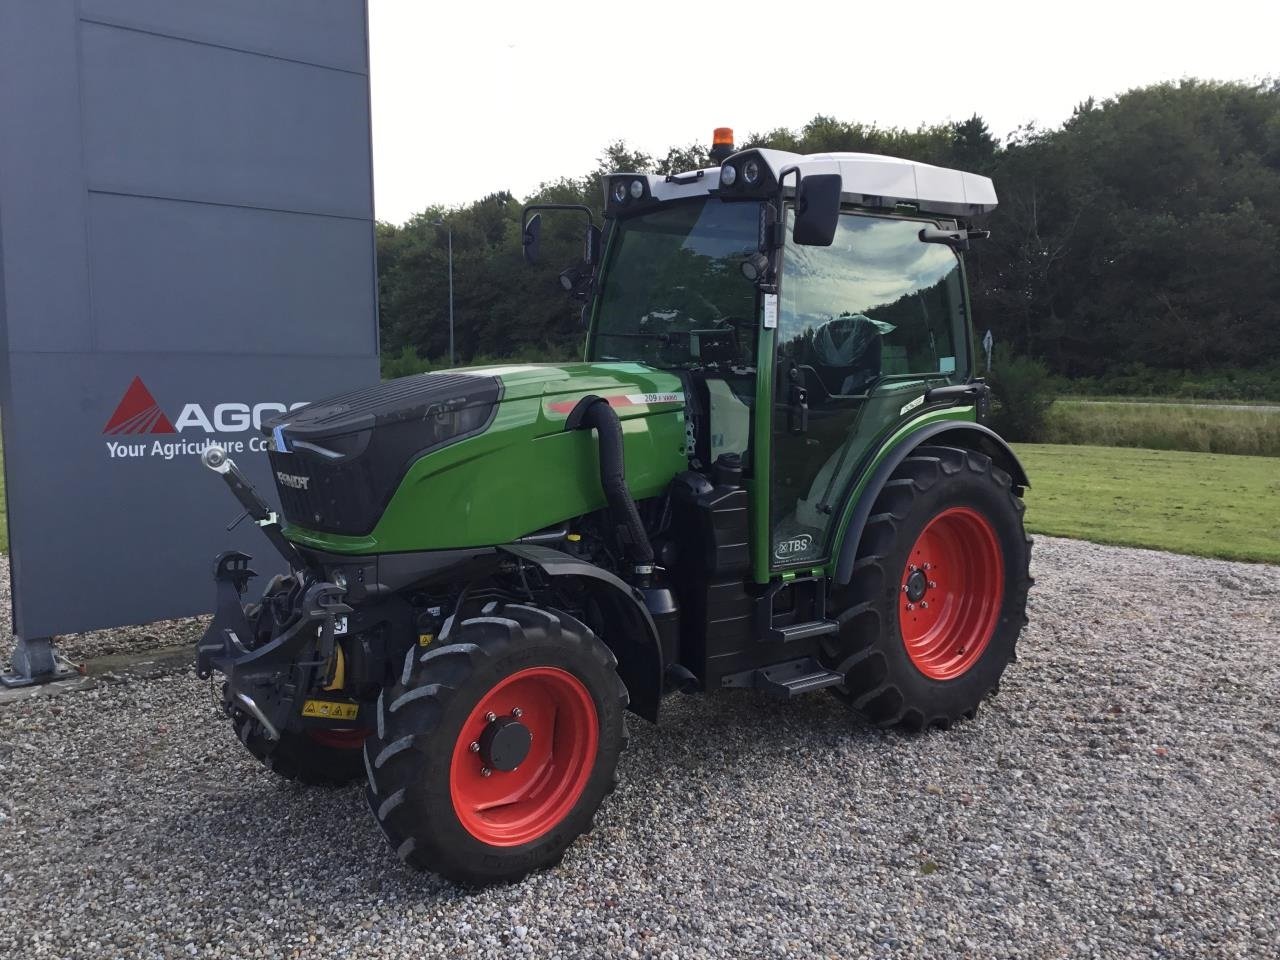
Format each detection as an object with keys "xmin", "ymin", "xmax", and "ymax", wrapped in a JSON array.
[{"xmin": 1, "ymin": 536, "xmax": 1277, "ymax": 959}]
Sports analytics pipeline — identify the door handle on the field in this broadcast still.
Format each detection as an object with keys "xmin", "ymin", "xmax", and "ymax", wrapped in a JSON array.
[{"xmin": 788, "ymin": 383, "xmax": 809, "ymax": 434}]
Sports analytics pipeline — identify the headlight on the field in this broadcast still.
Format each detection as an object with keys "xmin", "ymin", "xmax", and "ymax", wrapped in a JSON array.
[
  {"xmin": 611, "ymin": 181, "xmax": 628, "ymax": 204},
  {"xmin": 720, "ymin": 163, "xmax": 737, "ymax": 187},
  {"xmin": 629, "ymin": 179, "xmax": 644, "ymax": 199},
  {"xmin": 743, "ymin": 159, "xmax": 761, "ymax": 186}
]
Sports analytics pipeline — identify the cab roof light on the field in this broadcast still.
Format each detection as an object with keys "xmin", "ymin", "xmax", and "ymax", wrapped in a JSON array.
[
  {"xmin": 710, "ymin": 126, "xmax": 735, "ymax": 164},
  {"xmin": 605, "ymin": 175, "xmax": 652, "ymax": 214}
]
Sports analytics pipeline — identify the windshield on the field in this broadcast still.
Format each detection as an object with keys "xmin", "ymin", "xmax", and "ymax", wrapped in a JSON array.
[{"xmin": 591, "ymin": 199, "xmax": 762, "ymax": 369}]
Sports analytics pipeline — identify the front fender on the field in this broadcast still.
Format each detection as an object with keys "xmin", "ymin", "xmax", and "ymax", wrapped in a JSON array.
[{"xmin": 499, "ymin": 543, "xmax": 665, "ymax": 722}]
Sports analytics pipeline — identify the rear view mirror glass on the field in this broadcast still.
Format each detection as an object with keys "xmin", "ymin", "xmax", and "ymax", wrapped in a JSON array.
[
  {"xmin": 522, "ymin": 213, "xmax": 542, "ymax": 265},
  {"xmin": 793, "ymin": 174, "xmax": 842, "ymax": 246}
]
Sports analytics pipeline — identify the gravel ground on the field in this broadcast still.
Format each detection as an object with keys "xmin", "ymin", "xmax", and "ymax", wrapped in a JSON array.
[
  {"xmin": 0, "ymin": 555, "xmax": 205, "ymax": 666},
  {"xmin": 1, "ymin": 535, "xmax": 1277, "ymax": 959}
]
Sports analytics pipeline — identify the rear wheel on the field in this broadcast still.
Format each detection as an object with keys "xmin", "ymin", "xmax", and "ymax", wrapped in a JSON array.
[
  {"xmin": 363, "ymin": 602, "xmax": 627, "ymax": 885},
  {"xmin": 824, "ymin": 445, "xmax": 1032, "ymax": 730}
]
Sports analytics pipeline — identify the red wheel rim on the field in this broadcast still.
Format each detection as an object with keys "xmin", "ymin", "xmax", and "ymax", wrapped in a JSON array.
[
  {"xmin": 306, "ymin": 728, "xmax": 369, "ymax": 749},
  {"xmin": 899, "ymin": 506, "xmax": 1004, "ymax": 681},
  {"xmin": 450, "ymin": 666, "xmax": 598, "ymax": 847}
]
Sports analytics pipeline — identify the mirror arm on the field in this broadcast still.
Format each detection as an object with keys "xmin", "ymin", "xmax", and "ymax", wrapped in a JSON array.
[{"xmin": 520, "ymin": 203, "xmax": 596, "ymax": 231}]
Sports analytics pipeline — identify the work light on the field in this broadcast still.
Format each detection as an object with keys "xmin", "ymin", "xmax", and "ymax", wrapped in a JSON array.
[
  {"xmin": 720, "ymin": 163, "xmax": 737, "ymax": 187},
  {"xmin": 611, "ymin": 181, "xmax": 628, "ymax": 204},
  {"xmin": 743, "ymin": 159, "xmax": 761, "ymax": 186},
  {"xmin": 629, "ymin": 179, "xmax": 644, "ymax": 199}
]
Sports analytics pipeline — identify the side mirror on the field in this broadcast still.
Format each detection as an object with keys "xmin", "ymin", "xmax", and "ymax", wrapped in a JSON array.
[
  {"xmin": 585, "ymin": 224, "xmax": 602, "ymax": 266},
  {"xmin": 793, "ymin": 173, "xmax": 842, "ymax": 246},
  {"xmin": 522, "ymin": 213, "xmax": 542, "ymax": 265}
]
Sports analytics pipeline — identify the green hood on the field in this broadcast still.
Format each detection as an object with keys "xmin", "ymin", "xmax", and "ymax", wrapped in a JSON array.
[{"xmin": 284, "ymin": 362, "xmax": 689, "ymax": 555}]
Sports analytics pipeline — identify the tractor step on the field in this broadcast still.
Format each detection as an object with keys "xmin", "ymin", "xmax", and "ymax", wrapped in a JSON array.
[
  {"xmin": 769, "ymin": 619, "xmax": 839, "ymax": 644},
  {"xmin": 721, "ymin": 656, "xmax": 846, "ymax": 698}
]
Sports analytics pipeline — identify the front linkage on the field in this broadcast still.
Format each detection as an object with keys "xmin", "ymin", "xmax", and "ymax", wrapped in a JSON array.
[{"xmin": 195, "ymin": 447, "xmax": 358, "ymax": 744}]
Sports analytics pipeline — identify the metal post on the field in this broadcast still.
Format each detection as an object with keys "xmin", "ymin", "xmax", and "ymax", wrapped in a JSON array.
[
  {"xmin": 1, "ymin": 635, "xmax": 76, "ymax": 688},
  {"xmin": 446, "ymin": 226, "xmax": 455, "ymax": 367}
]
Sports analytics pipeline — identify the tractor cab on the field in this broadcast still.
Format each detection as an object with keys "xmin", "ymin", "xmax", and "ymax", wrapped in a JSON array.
[{"xmin": 524, "ymin": 131, "xmax": 999, "ymax": 583}]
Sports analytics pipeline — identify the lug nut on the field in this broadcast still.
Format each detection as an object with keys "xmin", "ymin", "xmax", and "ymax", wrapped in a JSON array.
[
  {"xmin": 481, "ymin": 767, "xmax": 492, "ymax": 778},
  {"xmin": 923, "ymin": 563, "xmax": 933, "ymax": 571},
  {"xmin": 920, "ymin": 601, "xmax": 929, "ymax": 610},
  {"xmin": 469, "ymin": 741, "xmax": 479, "ymax": 754},
  {"xmin": 906, "ymin": 603, "xmax": 915, "ymax": 611},
  {"xmin": 512, "ymin": 707, "xmax": 523, "ymax": 719},
  {"xmin": 484, "ymin": 712, "xmax": 497, "ymax": 723},
  {"xmin": 928, "ymin": 580, "xmax": 937, "ymax": 589},
  {"xmin": 901, "ymin": 585, "xmax": 909, "ymax": 593}
]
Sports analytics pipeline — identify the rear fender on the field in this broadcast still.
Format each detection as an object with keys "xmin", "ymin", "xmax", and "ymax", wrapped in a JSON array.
[
  {"xmin": 499, "ymin": 543, "xmax": 664, "ymax": 722},
  {"xmin": 831, "ymin": 423, "xmax": 1029, "ymax": 586}
]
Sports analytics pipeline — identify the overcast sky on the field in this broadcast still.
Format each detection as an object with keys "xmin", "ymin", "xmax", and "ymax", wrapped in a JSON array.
[{"xmin": 368, "ymin": 0, "xmax": 1278, "ymax": 225}]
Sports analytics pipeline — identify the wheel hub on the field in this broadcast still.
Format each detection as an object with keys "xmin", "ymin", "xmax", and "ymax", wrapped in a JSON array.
[
  {"xmin": 450, "ymin": 666, "xmax": 599, "ymax": 847},
  {"xmin": 479, "ymin": 715, "xmax": 532, "ymax": 772},
  {"xmin": 899, "ymin": 506, "xmax": 1004, "ymax": 681},
  {"xmin": 904, "ymin": 568, "xmax": 929, "ymax": 603}
]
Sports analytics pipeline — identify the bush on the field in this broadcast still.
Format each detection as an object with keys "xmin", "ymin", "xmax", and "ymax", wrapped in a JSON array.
[
  {"xmin": 987, "ymin": 356, "xmax": 1056, "ymax": 442},
  {"xmin": 1050, "ymin": 363, "xmax": 1280, "ymax": 402},
  {"xmin": 380, "ymin": 345, "xmax": 434, "ymax": 379}
]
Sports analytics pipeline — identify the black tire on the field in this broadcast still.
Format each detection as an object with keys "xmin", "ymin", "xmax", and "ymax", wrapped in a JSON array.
[
  {"xmin": 221, "ymin": 683, "xmax": 368, "ymax": 787},
  {"xmin": 363, "ymin": 602, "xmax": 628, "ymax": 886},
  {"xmin": 823, "ymin": 445, "xmax": 1032, "ymax": 730}
]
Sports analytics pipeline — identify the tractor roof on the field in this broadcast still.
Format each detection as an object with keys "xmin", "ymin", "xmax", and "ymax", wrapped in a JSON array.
[{"xmin": 608, "ymin": 149, "xmax": 997, "ymax": 219}]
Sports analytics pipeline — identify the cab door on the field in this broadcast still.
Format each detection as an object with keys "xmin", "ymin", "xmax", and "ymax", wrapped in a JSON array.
[{"xmin": 763, "ymin": 211, "xmax": 970, "ymax": 573}]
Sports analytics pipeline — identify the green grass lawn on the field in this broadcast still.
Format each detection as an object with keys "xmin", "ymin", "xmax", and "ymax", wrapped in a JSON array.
[{"xmin": 1015, "ymin": 443, "xmax": 1280, "ymax": 564}]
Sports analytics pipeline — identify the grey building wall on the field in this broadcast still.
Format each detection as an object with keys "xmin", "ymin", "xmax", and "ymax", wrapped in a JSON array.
[{"xmin": 0, "ymin": 0, "xmax": 379, "ymax": 638}]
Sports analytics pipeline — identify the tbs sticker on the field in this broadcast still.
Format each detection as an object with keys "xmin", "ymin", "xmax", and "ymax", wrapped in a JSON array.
[{"xmin": 774, "ymin": 534, "xmax": 814, "ymax": 561}]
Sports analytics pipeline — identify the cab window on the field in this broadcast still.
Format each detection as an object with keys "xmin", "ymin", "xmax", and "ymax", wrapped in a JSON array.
[{"xmin": 769, "ymin": 212, "xmax": 966, "ymax": 568}]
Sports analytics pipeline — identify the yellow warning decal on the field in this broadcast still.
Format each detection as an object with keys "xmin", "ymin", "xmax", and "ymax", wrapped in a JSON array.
[
  {"xmin": 418, "ymin": 633, "xmax": 435, "ymax": 647},
  {"xmin": 301, "ymin": 699, "xmax": 359, "ymax": 720}
]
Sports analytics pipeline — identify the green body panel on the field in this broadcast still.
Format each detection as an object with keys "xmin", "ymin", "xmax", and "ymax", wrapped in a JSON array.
[
  {"xmin": 820, "ymin": 405, "xmax": 977, "ymax": 578},
  {"xmin": 285, "ymin": 362, "xmax": 688, "ymax": 555}
]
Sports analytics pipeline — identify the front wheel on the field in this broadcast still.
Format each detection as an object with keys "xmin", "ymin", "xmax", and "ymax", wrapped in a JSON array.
[
  {"xmin": 362, "ymin": 602, "xmax": 628, "ymax": 885},
  {"xmin": 824, "ymin": 445, "xmax": 1032, "ymax": 730}
]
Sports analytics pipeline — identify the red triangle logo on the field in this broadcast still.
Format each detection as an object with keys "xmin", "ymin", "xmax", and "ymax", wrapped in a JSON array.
[{"xmin": 103, "ymin": 376, "xmax": 176, "ymax": 434}]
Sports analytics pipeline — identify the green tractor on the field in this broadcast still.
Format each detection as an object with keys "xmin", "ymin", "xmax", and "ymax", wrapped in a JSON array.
[{"xmin": 196, "ymin": 130, "xmax": 1031, "ymax": 885}]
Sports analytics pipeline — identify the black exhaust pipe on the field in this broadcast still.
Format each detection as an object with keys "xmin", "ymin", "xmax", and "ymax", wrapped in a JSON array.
[{"xmin": 567, "ymin": 396, "xmax": 655, "ymax": 573}]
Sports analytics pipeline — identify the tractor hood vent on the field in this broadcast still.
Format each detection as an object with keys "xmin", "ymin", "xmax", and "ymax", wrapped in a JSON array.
[{"xmin": 262, "ymin": 372, "xmax": 502, "ymax": 537}]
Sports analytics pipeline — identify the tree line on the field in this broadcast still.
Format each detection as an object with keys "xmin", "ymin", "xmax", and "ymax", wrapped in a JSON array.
[{"xmin": 376, "ymin": 78, "xmax": 1280, "ymax": 396}]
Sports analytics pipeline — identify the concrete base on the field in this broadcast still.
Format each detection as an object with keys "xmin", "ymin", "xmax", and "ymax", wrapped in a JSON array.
[
  {"xmin": 0, "ymin": 636, "xmax": 79, "ymax": 688},
  {"xmin": 0, "ymin": 643, "xmax": 191, "ymax": 706}
]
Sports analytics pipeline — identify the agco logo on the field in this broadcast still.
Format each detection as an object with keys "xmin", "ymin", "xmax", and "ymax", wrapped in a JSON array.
[
  {"xmin": 102, "ymin": 376, "xmax": 305, "ymax": 462},
  {"xmin": 774, "ymin": 533, "xmax": 815, "ymax": 561}
]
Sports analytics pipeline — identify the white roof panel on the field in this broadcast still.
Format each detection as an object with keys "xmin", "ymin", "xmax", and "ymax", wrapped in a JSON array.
[{"xmin": 625, "ymin": 149, "xmax": 997, "ymax": 215}]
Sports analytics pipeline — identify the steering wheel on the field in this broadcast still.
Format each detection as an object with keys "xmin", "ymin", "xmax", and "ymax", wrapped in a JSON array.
[{"xmin": 811, "ymin": 314, "xmax": 878, "ymax": 367}]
